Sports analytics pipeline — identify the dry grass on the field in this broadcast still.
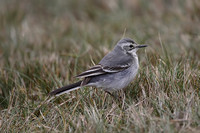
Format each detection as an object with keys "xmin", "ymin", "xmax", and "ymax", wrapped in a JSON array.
[{"xmin": 0, "ymin": 0, "xmax": 200, "ymax": 132}]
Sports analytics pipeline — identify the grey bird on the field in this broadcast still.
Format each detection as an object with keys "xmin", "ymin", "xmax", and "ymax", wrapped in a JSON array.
[{"xmin": 50, "ymin": 38, "xmax": 147, "ymax": 97}]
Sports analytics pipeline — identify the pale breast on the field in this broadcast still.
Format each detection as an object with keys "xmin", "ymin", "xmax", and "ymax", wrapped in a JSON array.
[{"xmin": 88, "ymin": 56, "xmax": 139, "ymax": 92}]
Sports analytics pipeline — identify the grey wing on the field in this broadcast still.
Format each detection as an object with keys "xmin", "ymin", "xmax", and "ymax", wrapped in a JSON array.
[
  {"xmin": 76, "ymin": 51, "xmax": 132, "ymax": 79},
  {"xmin": 75, "ymin": 65, "xmax": 106, "ymax": 78},
  {"xmin": 99, "ymin": 50, "xmax": 133, "ymax": 69},
  {"xmin": 75, "ymin": 64, "xmax": 130, "ymax": 79}
]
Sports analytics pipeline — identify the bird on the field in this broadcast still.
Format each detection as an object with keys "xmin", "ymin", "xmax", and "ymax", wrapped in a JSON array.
[{"xmin": 50, "ymin": 38, "xmax": 147, "ymax": 97}]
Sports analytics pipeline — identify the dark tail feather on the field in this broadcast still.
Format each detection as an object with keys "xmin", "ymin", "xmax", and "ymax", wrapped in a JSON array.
[{"xmin": 50, "ymin": 81, "xmax": 82, "ymax": 96}]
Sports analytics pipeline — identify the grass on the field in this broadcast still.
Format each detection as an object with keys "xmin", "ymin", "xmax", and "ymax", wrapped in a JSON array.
[{"xmin": 0, "ymin": 0, "xmax": 200, "ymax": 132}]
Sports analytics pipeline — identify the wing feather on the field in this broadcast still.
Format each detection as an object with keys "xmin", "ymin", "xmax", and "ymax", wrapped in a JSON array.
[
  {"xmin": 76, "ymin": 43, "xmax": 134, "ymax": 79},
  {"xmin": 76, "ymin": 64, "xmax": 130, "ymax": 79},
  {"xmin": 75, "ymin": 65, "xmax": 105, "ymax": 78}
]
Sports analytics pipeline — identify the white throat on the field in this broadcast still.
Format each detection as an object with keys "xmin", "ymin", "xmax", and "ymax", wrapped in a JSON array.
[{"xmin": 131, "ymin": 52, "xmax": 138, "ymax": 58}]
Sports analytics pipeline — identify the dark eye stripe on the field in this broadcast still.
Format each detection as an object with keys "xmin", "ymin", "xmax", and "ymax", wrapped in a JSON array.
[
  {"xmin": 123, "ymin": 45, "xmax": 135, "ymax": 51},
  {"xmin": 129, "ymin": 45, "xmax": 134, "ymax": 48},
  {"xmin": 129, "ymin": 45, "xmax": 135, "ymax": 49},
  {"xmin": 126, "ymin": 39, "xmax": 135, "ymax": 44}
]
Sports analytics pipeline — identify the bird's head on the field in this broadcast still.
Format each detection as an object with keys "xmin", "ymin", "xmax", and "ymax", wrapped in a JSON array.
[{"xmin": 115, "ymin": 38, "xmax": 148, "ymax": 57}]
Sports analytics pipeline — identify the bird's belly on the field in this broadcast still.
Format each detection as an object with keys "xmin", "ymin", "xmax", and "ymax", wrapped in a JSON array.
[{"xmin": 90, "ymin": 65, "xmax": 138, "ymax": 92}]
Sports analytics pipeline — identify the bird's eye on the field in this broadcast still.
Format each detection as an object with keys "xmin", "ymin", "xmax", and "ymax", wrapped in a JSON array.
[{"xmin": 129, "ymin": 44, "xmax": 134, "ymax": 49}]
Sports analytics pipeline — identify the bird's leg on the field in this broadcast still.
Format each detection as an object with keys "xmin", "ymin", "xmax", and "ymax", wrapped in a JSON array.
[
  {"xmin": 105, "ymin": 91, "xmax": 120, "ymax": 101},
  {"xmin": 105, "ymin": 91, "xmax": 115, "ymax": 97}
]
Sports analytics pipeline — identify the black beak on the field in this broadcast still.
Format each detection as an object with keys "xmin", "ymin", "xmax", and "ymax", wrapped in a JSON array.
[{"xmin": 136, "ymin": 44, "xmax": 148, "ymax": 48}]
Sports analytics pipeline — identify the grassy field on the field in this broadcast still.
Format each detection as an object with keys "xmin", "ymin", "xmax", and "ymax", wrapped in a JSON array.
[{"xmin": 0, "ymin": 0, "xmax": 200, "ymax": 132}]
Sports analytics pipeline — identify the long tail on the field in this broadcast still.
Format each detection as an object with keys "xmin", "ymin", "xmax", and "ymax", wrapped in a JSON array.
[{"xmin": 50, "ymin": 81, "xmax": 82, "ymax": 96}]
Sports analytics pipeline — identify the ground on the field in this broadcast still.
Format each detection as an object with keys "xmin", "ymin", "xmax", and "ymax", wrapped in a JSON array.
[{"xmin": 0, "ymin": 0, "xmax": 200, "ymax": 132}]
